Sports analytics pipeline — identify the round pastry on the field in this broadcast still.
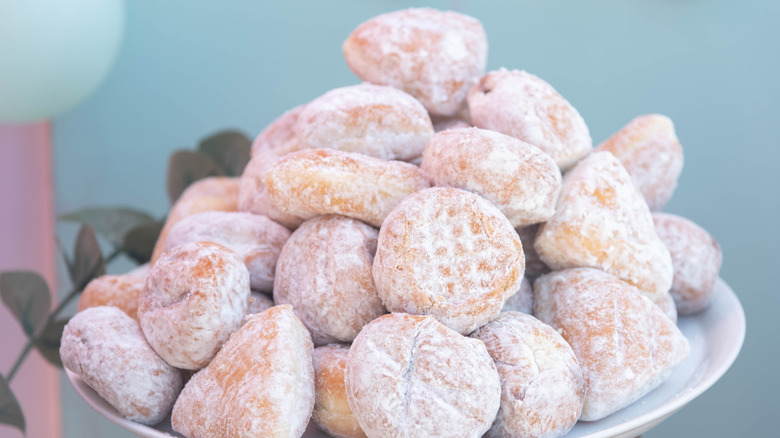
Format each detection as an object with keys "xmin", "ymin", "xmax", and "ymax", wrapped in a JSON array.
[
  {"xmin": 373, "ymin": 187, "xmax": 524, "ymax": 334},
  {"xmin": 60, "ymin": 306, "xmax": 182, "ymax": 425},
  {"xmin": 653, "ymin": 212, "xmax": 722, "ymax": 315},
  {"xmin": 312, "ymin": 344, "xmax": 366, "ymax": 438},
  {"xmin": 151, "ymin": 176, "xmax": 240, "ymax": 264},
  {"xmin": 516, "ymin": 224, "xmax": 550, "ymax": 281},
  {"xmin": 345, "ymin": 313, "xmax": 501, "ymax": 438},
  {"xmin": 501, "ymin": 276, "xmax": 533, "ymax": 314},
  {"xmin": 162, "ymin": 211, "xmax": 290, "ymax": 293},
  {"xmin": 250, "ymin": 104, "xmax": 305, "ymax": 158},
  {"xmin": 239, "ymin": 153, "xmax": 305, "ymax": 229},
  {"xmin": 421, "ymin": 127, "xmax": 562, "ymax": 227},
  {"xmin": 139, "ymin": 241, "xmax": 250, "ymax": 370},
  {"xmin": 471, "ymin": 311, "xmax": 585, "ymax": 438},
  {"xmin": 533, "ymin": 268, "xmax": 690, "ymax": 421},
  {"xmin": 343, "ymin": 8, "xmax": 488, "ymax": 117},
  {"xmin": 172, "ymin": 305, "xmax": 315, "ymax": 438},
  {"xmin": 264, "ymin": 148, "xmax": 431, "ymax": 228},
  {"xmin": 535, "ymin": 152, "xmax": 673, "ymax": 301},
  {"xmin": 468, "ymin": 69, "xmax": 592, "ymax": 170},
  {"xmin": 273, "ymin": 215, "xmax": 385, "ymax": 345},
  {"xmin": 595, "ymin": 114, "xmax": 684, "ymax": 211},
  {"xmin": 248, "ymin": 291, "xmax": 274, "ymax": 314},
  {"xmin": 77, "ymin": 274, "xmax": 145, "ymax": 321},
  {"xmin": 297, "ymin": 83, "xmax": 434, "ymax": 162}
]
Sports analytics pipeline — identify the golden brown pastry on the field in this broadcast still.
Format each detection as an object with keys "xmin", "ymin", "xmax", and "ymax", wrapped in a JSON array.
[{"xmin": 312, "ymin": 344, "xmax": 366, "ymax": 438}]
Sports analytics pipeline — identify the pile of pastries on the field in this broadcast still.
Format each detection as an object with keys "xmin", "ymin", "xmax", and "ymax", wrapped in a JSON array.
[{"xmin": 61, "ymin": 8, "xmax": 723, "ymax": 438}]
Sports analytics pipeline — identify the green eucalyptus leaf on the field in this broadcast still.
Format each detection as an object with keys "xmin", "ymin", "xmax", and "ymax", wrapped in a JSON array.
[
  {"xmin": 167, "ymin": 150, "xmax": 223, "ymax": 204},
  {"xmin": 70, "ymin": 225, "xmax": 105, "ymax": 290},
  {"xmin": 198, "ymin": 130, "xmax": 251, "ymax": 177},
  {"xmin": 60, "ymin": 207, "xmax": 156, "ymax": 247},
  {"xmin": 122, "ymin": 221, "xmax": 164, "ymax": 264},
  {"xmin": 0, "ymin": 271, "xmax": 51, "ymax": 337},
  {"xmin": 35, "ymin": 318, "xmax": 69, "ymax": 368},
  {"xmin": 0, "ymin": 375, "xmax": 25, "ymax": 434}
]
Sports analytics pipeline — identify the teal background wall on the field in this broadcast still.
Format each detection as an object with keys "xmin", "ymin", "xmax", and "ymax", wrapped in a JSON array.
[{"xmin": 53, "ymin": 1, "xmax": 778, "ymax": 436}]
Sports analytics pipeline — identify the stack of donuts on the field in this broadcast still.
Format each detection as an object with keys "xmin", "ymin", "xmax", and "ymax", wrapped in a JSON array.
[{"xmin": 61, "ymin": 8, "xmax": 723, "ymax": 438}]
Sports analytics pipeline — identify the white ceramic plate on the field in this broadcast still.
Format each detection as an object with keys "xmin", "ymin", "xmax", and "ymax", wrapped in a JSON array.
[{"xmin": 65, "ymin": 277, "xmax": 745, "ymax": 438}]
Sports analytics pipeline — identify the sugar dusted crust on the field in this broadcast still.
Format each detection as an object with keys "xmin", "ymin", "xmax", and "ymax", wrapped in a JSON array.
[
  {"xmin": 535, "ymin": 152, "xmax": 673, "ymax": 300},
  {"xmin": 239, "ymin": 154, "xmax": 305, "ymax": 229},
  {"xmin": 313, "ymin": 344, "xmax": 367, "ymax": 438},
  {"xmin": 472, "ymin": 312, "xmax": 585, "ymax": 438},
  {"xmin": 373, "ymin": 187, "xmax": 524, "ymax": 334},
  {"xmin": 78, "ymin": 274, "xmax": 145, "ymax": 321},
  {"xmin": 533, "ymin": 268, "xmax": 690, "ymax": 421},
  {"xmin": 596, "ymin": 114, "xmax": 683, "ymax": 211},
  {"xmin": 345, "ymin": 314, "xmax": 500, "ymax": 438},
  {"xmin": 421, "ymin": 127, "xmax": 562, "ymax": 227},
  {"xmin": 60, "ymin": 307, "xmax": 182, "ymax": 425},
  {"xmin": 251, "ymin": 104, "xmax": 306, "ymax": 159},
  {"xmin": 273, "ymin": 215, "xmax": 386, "ymax": 345},
  {"xmin": 164, "ymin": 211, "xmax": 290, "ymax": 293},
  {"xmin": 343, "ymin": 8, "xmax": 487, "ymax": 117},
  {"xmin": 264, "ymin": 149, "xmax": 431, "ymax": 228},
  {"xmin": 171, "ymin": 305, "xmax": 315, "ymax": 438},
  {"xmin": 152, "ymin": 177, "xmax": 240, "ymax": 264},
  {"xmin": 297, "ymin": 83, "xmax": 434, "ymax": 162},
  {"xmin": 468, "ymin": 69, "xmax": 592, "ymax": 170},
  {"xmin": 139, "ymin": 241, "xmax": 250, "ymax": 370},
  {"xmin": 653, "ymin": 212, "xmax": 722, "ymax": 315}
]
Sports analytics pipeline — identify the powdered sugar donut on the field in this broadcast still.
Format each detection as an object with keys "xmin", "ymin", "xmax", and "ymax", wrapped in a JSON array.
[
  {"xmin": 534, "ymin": 268, "xmax": 690, "ymax": 421},
  {"xmin": 471, "ymin": 311, "xmax": 585, "ymax": 438},
  {"xmin": 297, "ymin": 83, "xmax": 434, "ymax": 162},
  {"xmin": 139, "ymin": 241, "xmax": 250, "ymax": 369},
  {"xmin": 274, "ymin": 215, "xmax": 385, "ymax": 345},
  {"xmin": 313, "ymin": 344, "xmax": 366, "ymax": 438},
  {"xmin": 596, "ymin": 114, "xmax": 684, "ymax": 211},
  {"xmin": 421, "ymin": 127, "xmax": 562, "ymax": 227},
  {"xmin": 238, "ymin": 154, "xmax": 305, "ymax": 229},
  {"xmin": 535, "ymin": 152, "xmax": 673, "ymax": 301},
  {"xmin": 468, "ymin": 69, "xmax": 592, "ymax": 170},
  {"xmin": 501, "ymin": 276, "xmax": 533, "ymax": 314},
  {"xmin": 60, "ymin": 306, "xmax": 182, "ymax": 425},
  {"xmin": 251, "ymin": 104, "xmax": 305, "ymax": 158},
  {"xmin": 78, "ymin": 274, "xmax": 145, "ymax": 321},
  {"xmin": 264, "ymin": 149, "xmax": 431, "ymax": 228},
  {"xmin": 163, "ymin": 211, "xmax": 290, "ymax": 293},
  {"xmin": 343, "ymin": 8, "xmax": 488, "ymax": 117},
  {"xmin": 172, "ymin": 305, "xmax": 314, "ymax": 438},
  {"xmin": 345, "ymin": 313, "xmax": 501, "ymax": 438},
  {"xmin": 152, "ymin": 176, "xmax": 240, "ymax": 264},
  {"xmin": 653, "ymin": 212, "xmax": 722, "ymax": 315},
  {"xmin": 373, "ymin": 187, "xmax": 524, "ymax": 334}
]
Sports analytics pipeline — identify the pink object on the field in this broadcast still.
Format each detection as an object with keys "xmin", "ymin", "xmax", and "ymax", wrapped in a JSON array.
[{"xmin": 0, "ymin": 122, "xmax": 61, "ymax": 438}]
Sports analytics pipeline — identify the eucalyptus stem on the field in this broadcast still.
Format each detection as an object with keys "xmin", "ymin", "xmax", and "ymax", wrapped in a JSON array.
[{"xmin": 5, "ymin": 247, "xmax": 123, "ymax": 382}]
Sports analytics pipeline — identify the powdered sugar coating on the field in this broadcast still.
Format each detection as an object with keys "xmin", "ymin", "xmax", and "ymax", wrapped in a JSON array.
[
  {"xmin": 516, "ymin": 224, "xmax": 550, "ymax": 281},
  {"xmin": 653, "ymin": 213, "xmax": 723, "ymax": 315},
  {"xmin": 251, "ymin": 104, "xmax": 305, "ymax": 158},
  {"xmin": 152, "ymin": 177, "xmax": 240, "ymax": 264},
  {"xmin": 468, "ymin": 69, "xmax": 592, "ymax": 170},
  {"xmin": 274, "ymin": 215, "xmax": 386, "ymax": 345},
  {"xmin": 248, "ymin": 291, "xmax": 274, "ymax": 314},
  {"xmin": 313, "ymin": 344, "xmax": 367, "ymax": 438},
  {"xmin": 502, "ymin": 277, "xmax": 534, "ymax": 314},
  {"xmin": 78, "ymin": 274, "xmax": 145, "ymax": 321},
  {"xmin": 343, "ymin": 8, "xmax": 488, "ymax": 117},
  {"xmin": 239, "ymin": 154, "xmax": 305, "ymax": 229},
  {"xmin": 596, "ymin": 114, "xmax": 684, "ymax": 211},
  {"xmin": 471, "ymin": 311, "xmax": 585, "ymax": 438},
  {"xmin": 535, "ymin": 152, "xmax": 673, "ymax": 301},
  {"xmin": 345, "ymin": 313, "xmax": 501, "ymax": 438},
  {"xmin": 171, "ymin": 305, "xmax": 315, "ymax": 438},
  {"xmin": 163, "ymin": 211, "xmax": 290, "ymax": 293},
  {"xmin": 139, "ymin": 241, "xmax": 250, "ymax": 370},
  {"xmin": 654, "ymin": 291, "xmax": 678, "ymax": 324},
  {"xmin": 421, "ymin": 127, "xmax": 562, "ymax": 227},
  {"xmin": 264, "ymin": 149, "xmax": 431, "ymax": 228},
  {"xmin": 60, "ymin": 306, "xmax": 182, "ymax": 425},
  {"xmin": 297, "ymin": 83, "xmax": 434, "ymax": 162},
  {"xmin": 533, "ymin": 268, "xmax": 690, "ymax": 421},
  {"xmin": 373, "ymin": 187, "xmax": 524, "ymax": 334}
]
